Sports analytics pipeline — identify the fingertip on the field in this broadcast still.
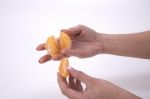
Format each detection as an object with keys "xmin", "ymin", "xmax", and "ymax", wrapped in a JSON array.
[
  {"xmin": 57, "ymin": 72, "xmax": 64, "ymax": 84},
  {"xmin": 68, "ymin": 66, "xmax": 72, "ymax": 70},
  {"xmin": 61, "ymin": 29, "xmax": 66, "ymax": 32},
  {"xmin": 39, "ymin": 59, "xmax": 45, "ymax": 64},
  {"xmin": 68, "ymin": 66, "xmax": 76, "ymax": 76},
  {"xmin": 36, "ymin": 46, "xmax": 40, "ymax": 51},
  {"xmin": 57, "ymin": 72, "xmax": 61, "ymax": 78},
  {"xmin": 38, "ymin": 54, "xmax": 51, "ymax": 63},
  {"xmin": 57, "ymin": 72, "xmax": 60, "ymax": 74},
  {"xmin": 36, "ymin": 43, "xmax": 46, "ymax": 51},
  {"xmin": 61, "ymin": 29, "xmax": 70, "ymax": 33},
  {"xmin": 67, "ymin": 66, "xmax": 76, "ymax": 72},
  {"xmin": 61, "ymin": 29, "xmax": 71, "ymax": 36},
  {"xmin": 68, "ymin": 66, "xmax": 75, "ymax": 71},
  {"xmin": 36, "ymin": 47, "xmax": 38, "ymax": 50}
]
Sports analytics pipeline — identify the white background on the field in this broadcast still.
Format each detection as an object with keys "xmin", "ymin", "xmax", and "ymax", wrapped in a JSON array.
[{"xmin": 0, "ymin": 0, "xmax": 150, "ymax": 99}]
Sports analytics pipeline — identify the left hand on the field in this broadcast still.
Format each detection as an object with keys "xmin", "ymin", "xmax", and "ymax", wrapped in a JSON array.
[{"xmin": 36, "ymin": 42, "xmax": 66, "ymax": 63}]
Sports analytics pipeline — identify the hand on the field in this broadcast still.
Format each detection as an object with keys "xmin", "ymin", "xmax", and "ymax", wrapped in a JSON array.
[
  {"xmin": 36, "ymin": 25, "xmax": 103, "ymax": 63},
  {"xmin": 60, "ymin": 24, "xmax": 103, "ymax": 58},
  {"xmin": 57, "ymin": 67, "xmax": 141, "ymax": 99}
]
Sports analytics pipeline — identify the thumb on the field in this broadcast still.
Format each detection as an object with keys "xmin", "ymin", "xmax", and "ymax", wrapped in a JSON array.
[
  {"xmin": 61, "ymin": 49, "xmax": 79, "ymax": 57},
  {"xmin": 68, "ymin": 67, "xmax": 92, "ymax": 86},
  {"xmin": 61, "ymin": 29, "xmax": 69, "ymax": 33},
  {"xmin": 61, "ymin": 25, "xmax": 83, "ymax": 36}
]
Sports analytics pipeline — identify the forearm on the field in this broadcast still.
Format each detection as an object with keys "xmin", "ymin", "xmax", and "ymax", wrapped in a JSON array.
[
  {"xmin": 114, "ymin": 85, "xmax": 141, "ymax": 99},
  {"xmin": 100, "ymin": 31, "xmax": 150, "ymax": 59}
]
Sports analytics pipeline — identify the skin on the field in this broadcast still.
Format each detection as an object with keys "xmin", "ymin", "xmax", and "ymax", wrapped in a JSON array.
[
  {"xmin": 36, "ymin": 25, "xmax": 103, "ymax": 62},
  {"xmin": 36, "ymin": 24, "xmax": 150, "ymax": 99},
  {"xmin": 57, "ymin": 67, "xmax": 141, "ymax": 99},
  {"xmin": 36, "ymin": 25, "xmax": 150, "ymax": 62},
  {"xmin": 101, "ymin": 31, "xmax": 150, "ymax": 59}
]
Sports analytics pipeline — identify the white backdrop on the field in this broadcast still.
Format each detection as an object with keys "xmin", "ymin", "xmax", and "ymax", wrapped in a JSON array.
[{"xmin": 0, "ymin": 0, "xmax": 150, "ymax": 99}]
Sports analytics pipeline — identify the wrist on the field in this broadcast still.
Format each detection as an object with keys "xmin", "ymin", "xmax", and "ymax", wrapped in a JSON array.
[
  {"xmin": 100, "ymin": 33, "xmax": 117, "ymax": 54},
  {"xmin": 96, "ymin": 33, "xmax": 109, "ymax": 54}
]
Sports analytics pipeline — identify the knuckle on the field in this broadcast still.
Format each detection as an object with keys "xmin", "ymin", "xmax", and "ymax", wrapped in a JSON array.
[
  {"xmin": 77, "ymin": 24, "xmax": 82, "ymax": 27},
  {"xmin": 77, "ymin": 24, "xmax": 84, "ymax": 28}
]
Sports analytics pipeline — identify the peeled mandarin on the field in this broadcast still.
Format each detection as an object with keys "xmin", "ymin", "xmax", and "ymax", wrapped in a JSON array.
[
  {"xmin": 45, "ymin": 36, "xmax": 60, "ymax": 57},
  {"xmin": 59, "ymin": 58, "xmax": 69, "ymax": 78},
  {"xmin": 45, "ymin": 32, "xmax": 71, "ymax": 78},
  {"xmin": 59, "ymin": 32, "xmax": 71, "ymax": 78}
]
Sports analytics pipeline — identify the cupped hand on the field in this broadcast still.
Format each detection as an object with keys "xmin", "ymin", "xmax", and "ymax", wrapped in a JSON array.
[{"xmin": 36, "ymin": 25, "xmax": 103, "ymax": 63}]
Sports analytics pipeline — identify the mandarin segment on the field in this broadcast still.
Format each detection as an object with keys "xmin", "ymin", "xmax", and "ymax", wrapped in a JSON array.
[
  {"xmin": 59, "ymin": 32, "xmax": 71, "ymax": 78},
  {"xmin": 59, "ymin": 58, "xmax": 69, "ymax": 78},
  {"xmin": 59, "ymin": 32, "xmax": 72, "ymax": 50},
  {"xmin": 45, "ymin": 36, "xmax": 60, "ymax": 57}
]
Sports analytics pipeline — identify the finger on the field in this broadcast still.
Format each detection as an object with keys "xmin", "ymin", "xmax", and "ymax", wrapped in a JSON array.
[
  {"xmin": 61, "ymin": 75, "xmax": 68, "ymax": 86},
  {"xmin": 57, "ymin": 72, "xmax": 80, "ymax": 98},
  {"xmin": 68, "ymin": 67, "xmax": 93, "ymax": 87},
  {"xmin": 39, "ymin": 54, "xmax": 51, "ymax": 63},
  {"xmin": 36, "ymin": 43, "xmax": 45, "ymax": 51},
  {"xmin": 69, "ymin": 75, "xmax": 76, "ymax": 90},
  {"xmin": 57, "ymin": 72, "xmax": 68, "ymax": 88},
  {"xmin": 51, "ymin": 53, "xmax": 69, "ymax": 61},
  {"xmin": 61, "ymin": 49, "xmax": 79, "ymax": 57},
  {"xmin": 61, "ymin": 24, "xmax": 83, "ymax": 37},
  {"xmin": 76, "ymin": 80, "xmax": 83, "ymax": 92}
]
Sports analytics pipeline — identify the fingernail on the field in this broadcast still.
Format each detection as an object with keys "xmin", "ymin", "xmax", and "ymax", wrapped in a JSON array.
[
  {"xmin": 68, "ymin": 66, "xmax": 75, "ymax": 71},
  {"xmin": 39, "ymin": 59, "xmax": 44, "ymax": 63},
  {"xmin": 61, "ymin": 29, "xmax": 66, "ymax": 32}
]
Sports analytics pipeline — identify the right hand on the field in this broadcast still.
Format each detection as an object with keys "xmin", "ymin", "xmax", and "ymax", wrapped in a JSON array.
[
  {"xmin": 36, "ymin": 25, "xmax": 104, "ymax": 63},
  {"xmin": 57, "ymin": 67, "xmax": 140, "ymax": 99}
]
